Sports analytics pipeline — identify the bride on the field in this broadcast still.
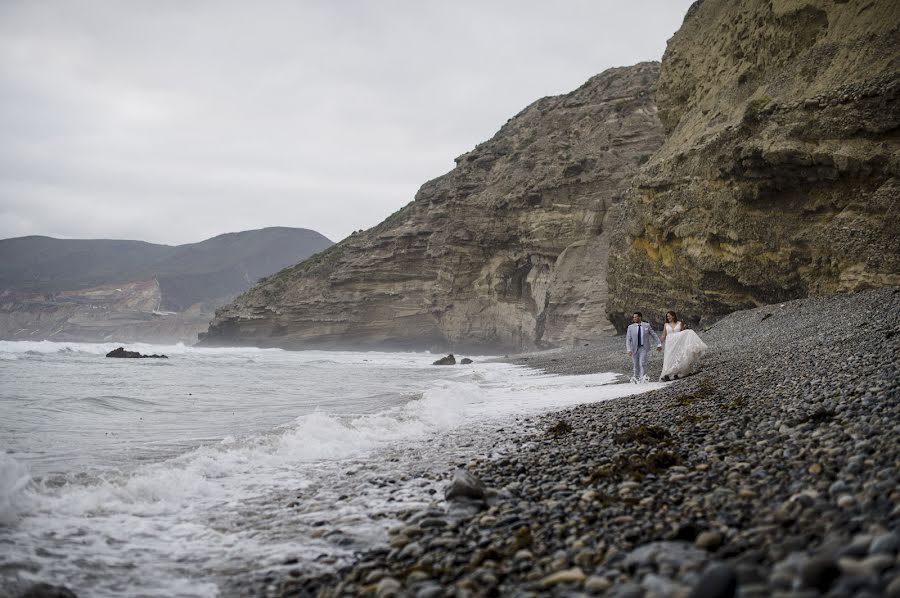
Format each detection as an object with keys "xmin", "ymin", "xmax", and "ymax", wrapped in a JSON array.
[{"xmin": 660, "ymin": 311, "xmax": 707, "ymax": 381}]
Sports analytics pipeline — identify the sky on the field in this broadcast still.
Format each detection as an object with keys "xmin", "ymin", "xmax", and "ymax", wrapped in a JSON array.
[{"xmin": 0, "ymin": 0, "xmax": 695, "ymax": 246}]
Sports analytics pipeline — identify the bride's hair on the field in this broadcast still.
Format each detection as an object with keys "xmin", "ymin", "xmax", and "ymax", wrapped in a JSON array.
[{"xmin": 666, "ymin": 311, "xmax": 678, "ymax": 323}]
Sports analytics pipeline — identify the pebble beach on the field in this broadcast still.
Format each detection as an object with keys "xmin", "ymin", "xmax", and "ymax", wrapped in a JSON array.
[{"xmin": 264, "ymin": 286, "xmax": 899, "ymax": 598}]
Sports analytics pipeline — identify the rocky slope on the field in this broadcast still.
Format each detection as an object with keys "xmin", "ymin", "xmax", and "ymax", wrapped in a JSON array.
[
  {"xmin": 607, "ymin": 0, "xmax": 900, "ymax": 331},
  {"xmin": 202, "ymin": 63, "xmax": 665, "ymax": 351},
  {"xmin": 0, "ymin": 228, "xmax": 332, "ymax": 343},
  {"xmin": 0, "ymin": 282, "xmax": 211, "ymax": 345}
]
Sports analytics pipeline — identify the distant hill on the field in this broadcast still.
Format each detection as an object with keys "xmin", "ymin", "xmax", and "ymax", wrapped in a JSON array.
[
  {"xmin": 0, "ymin": 227, "xmax": 333, "ymax": 343},
  {"xmin": 0, "ymin": 227, "xmax": 334, "ymax": 310}
]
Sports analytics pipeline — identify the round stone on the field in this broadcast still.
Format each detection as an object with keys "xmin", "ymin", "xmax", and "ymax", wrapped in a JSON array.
[
  {"xmin": 695, "ymin": 530, "xmax": 724, "ymax": 550},
  {"xmin": 688, "ymin": 564, "xmax": 737, "ymax": 598},
  {"xmin": 870, "ymin": 532, "xmax": 900, "ymax": 554},
  {"xmin": 585, "ymin": 576, "xmax": 612, "ymax": 593},
  {"xmin": 800, "ymin": 556, "xmax": 841, "ymax": 593},
  {"xmin": 540, "ymin": 567, "xmax": 586, "ymax": 587}
]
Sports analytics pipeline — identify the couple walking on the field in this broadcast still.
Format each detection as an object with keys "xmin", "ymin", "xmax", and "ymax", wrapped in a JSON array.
[{"xmin": 626, "ymin": 311, "xmax": 707, "ymax": 383}]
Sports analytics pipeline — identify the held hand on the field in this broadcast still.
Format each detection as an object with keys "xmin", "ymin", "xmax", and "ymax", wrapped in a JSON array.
[
  {"xmin": 628, "ymin": 351, "xmax": 633, "ymax": 356},
  {"xmin": 656, "ymin": 346, "xmax": 662, "ymax": 352}
]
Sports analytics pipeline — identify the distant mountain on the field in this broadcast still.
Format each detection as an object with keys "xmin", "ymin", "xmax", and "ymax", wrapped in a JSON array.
[
  {"xmin": 0, "ymin": 227, "xmax": 333, "ymax": 343},
  {"xmin": 0, "ymin": 227, "xmax": 333, "ymax": 310}
]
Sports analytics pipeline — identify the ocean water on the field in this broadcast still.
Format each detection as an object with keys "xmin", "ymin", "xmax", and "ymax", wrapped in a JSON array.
[{"xmin": 0, "ymin": 341, "xmax": 664, "ymax": 597}]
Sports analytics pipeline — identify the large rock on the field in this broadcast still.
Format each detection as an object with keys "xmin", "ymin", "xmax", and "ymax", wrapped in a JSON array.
[
  {"xmin": 607, "ymin": 0, "xmax": 900, "ymax": 331},
  {"xmin": 105, "ymin": 347, "xmax": 168, "ymax": 359},
  {"xmin": 201, "ymin": 63, "xmax": 665, "ymax": 351}
]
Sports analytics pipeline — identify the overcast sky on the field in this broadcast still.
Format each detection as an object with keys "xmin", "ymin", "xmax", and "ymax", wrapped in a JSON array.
[{"xmin": 0, "ymin": 1, "xmax": 694, "ymax": 246}]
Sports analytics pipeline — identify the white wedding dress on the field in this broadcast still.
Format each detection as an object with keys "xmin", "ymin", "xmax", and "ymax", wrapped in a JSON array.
[{"xmin": 660, "ymin": 322, "xmax": 707, "ymax": 381}]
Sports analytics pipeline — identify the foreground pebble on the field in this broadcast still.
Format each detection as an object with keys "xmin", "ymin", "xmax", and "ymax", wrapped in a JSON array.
[{"xmin": 255, "ymin": 288, "xmax": 900, "ymax": 597}]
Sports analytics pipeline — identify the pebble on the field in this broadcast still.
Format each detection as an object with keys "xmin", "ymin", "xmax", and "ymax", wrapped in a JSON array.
[
  {"xmin": 585, "ymin": 575, "xmax": 613, "ymax": 593},
  {"xmin": 540, "ymin": 567, "xmax": 586, "ymax": 586},
  {"xmin": 375, "ymin": 577, "xmax": 401, "ymax": 598},
  {"xmin": 260, "ymin": 289, "xmax": 900, "ymax": 598},
  {"xmin": 870, "ymin": 531, "xmax": 899, "ymax": 554},
  {"xmin": 688, "ymin": 564, "xmax": 737, "ymax": 598},
  {"xmin": 885, "ymin": 575, "xmax": 900, "ymax": 598},
  {"xmin": 799, "ymin": 556, "xmax": 840, "ymax": 592},
  {"xmin": 695, "ymin": 531, "xmax": 723, "ymax": 550}
]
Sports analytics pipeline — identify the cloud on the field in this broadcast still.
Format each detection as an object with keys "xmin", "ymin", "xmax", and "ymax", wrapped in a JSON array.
[{"xmin": 0, "ymin": 0, "xmax": 694, "ymax": 245}]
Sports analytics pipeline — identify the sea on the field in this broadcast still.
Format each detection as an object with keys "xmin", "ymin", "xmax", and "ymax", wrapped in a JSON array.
[{"xmin": 0, "ymin": 340, "xmax": 664, "ymax": 597}]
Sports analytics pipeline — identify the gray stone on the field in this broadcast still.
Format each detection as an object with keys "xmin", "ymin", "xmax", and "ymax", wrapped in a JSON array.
[
  {"xmin": 688, "ymin": 564, "xmax": 737, "ymax": 598},
  {"xmin": 799, "ymin": 556, "xmax": 840, "ymax": 593},
  {"xmin": 870, "ymin": 531, "xmax": 899, "ymax": 554}
]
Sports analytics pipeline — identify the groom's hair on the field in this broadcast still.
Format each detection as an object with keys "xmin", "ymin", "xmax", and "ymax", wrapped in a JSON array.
[{"xmin": 633, "ymin": 312, "xmax": 642, "ymax": 318}]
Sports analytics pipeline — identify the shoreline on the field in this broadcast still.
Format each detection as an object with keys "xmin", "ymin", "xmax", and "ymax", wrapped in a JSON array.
[{"xmin": 264, "ymin": 287, "xmax": 899, "ymax": 597}]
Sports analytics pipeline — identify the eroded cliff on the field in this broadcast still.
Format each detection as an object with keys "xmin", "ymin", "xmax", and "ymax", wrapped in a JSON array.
[
  {"xmin": 203, "ymin": 63, "xmax": 665, "ymax": 350},
  {"xmin": 607, "ymin": 0, "xmax": 900, "ymax": 331}
]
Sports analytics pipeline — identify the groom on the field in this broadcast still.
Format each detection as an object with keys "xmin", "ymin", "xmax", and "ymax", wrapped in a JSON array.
[{"xmin": 626, "ymin": 312, "xmax": 661, "ymax": 383}]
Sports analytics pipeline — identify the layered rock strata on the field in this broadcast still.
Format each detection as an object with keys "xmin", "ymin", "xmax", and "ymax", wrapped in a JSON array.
[
  {"xmin": 607, "ymin": 0, "xmax": 900, "ymax": 331},
  {"xmin": 203, "ymin": 63, "xmax": 665, "ymax": 351},
  {"xmin": 0, "ymin": 281, "xmax": 211, "ymax": 344}
]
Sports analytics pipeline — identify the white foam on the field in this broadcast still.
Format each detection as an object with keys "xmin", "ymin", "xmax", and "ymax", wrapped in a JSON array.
[
  {"xmin": 2, "ymin": 346, "xmax": 665, "ymax": 596},
  {"xmin": 0, "ymin": 454, "xmax": 31, "ymax": 525}
]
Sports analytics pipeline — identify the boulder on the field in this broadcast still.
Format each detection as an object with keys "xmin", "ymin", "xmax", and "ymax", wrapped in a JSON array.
[
  {"xmin": 460, "ymin": 358, "xmax": 473, "ymax": 364},
  {"xmin": 105, "ymin": 347, "xmax": 168, "ymax": 359},
  {"xmin": 432, "ymin": 354, "xmax": 456, "ymax": 366},
  {"xmin": 444, "ymin": 469, "xmax": 486, "ymax": 502}
]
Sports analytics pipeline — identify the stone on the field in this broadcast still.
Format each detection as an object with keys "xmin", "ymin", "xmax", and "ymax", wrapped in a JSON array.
[
  {"xmin": 837, "ymin": 494, "xmax": 855, "ymax": 508},
  {"xmin": 540, "ymin": 567, "xmax": 586, "ymax": 587},
  {"xmin": 870, "ymin": 531, "xmax": 899, "ymax": 554},
  {"xmin": 885, "ymin": 575, "xmax": 900, "ymax": 598},
  {"xmin": 415, "ymin": 585, "xmax": 444, "ymax": 598},
  {"xmin": 460, "ymin": 358, "xmax": 474, "ymax": 364},
  {"xmin": 105, "ymin": 347, "xmax": 168, "ymax": 359},
  {"xmin": 688, "ymin": 564, "xmax": 737, "ymax": 598},
  {"xmin": 432, "ymin": 354, "xmax": 456, "ymax": 366},
  {"xmin": 376, "ymin": 577, "xmax": 402, "ymax": 598},
  {"xmin": 800, "ymin": 556, "xmax": 841, "ymax": 593},
  {"xmin": 585, "ymin": 575, "xmax": 613, "ymax": 593},
  {"xmin": 444, "ymin": 469, "xmax": 486, "ymax": 502},
  {"xmin": 695, "ymin": 531, "xmax": 723, "ymax": 550}
]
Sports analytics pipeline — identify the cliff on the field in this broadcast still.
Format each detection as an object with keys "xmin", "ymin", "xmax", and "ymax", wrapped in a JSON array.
[
  {"xmin": 0, "ymin": 228, "xmax": 333, "ymax": 343},
  {"xmin": 606, "ymin": 0, "xmax": 900, "ymax": 331},
  {"xmin": 202, "ymin": 63, "xmax": 665, "ymax": 351},
  {"xmin": 0, "ymin": 281, "xmax": 210, "ymax": 344}
]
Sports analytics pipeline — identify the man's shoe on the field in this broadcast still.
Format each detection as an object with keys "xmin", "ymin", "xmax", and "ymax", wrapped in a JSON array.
[
  {"xmin": 630, "ymin": 376, "xmax": 638, "ymax": 384},
  {"xmin": 641, "ymin": 375, "xmax": 650, "ymax": 383}
]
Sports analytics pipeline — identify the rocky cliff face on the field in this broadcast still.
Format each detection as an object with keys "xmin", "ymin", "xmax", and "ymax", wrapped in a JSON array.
[
  {"xmin": 607, "ymin": 0, "xmax": 900, "ymax": 331},
  {"xmin": 202, "ymin": 63, "xmax": 665, "ymax": 351},
  {"xmin": 0, "ymin": 281, "xmax": 210, "ymax": 344}
]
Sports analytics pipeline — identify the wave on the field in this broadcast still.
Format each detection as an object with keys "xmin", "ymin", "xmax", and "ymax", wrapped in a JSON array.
[
  {"xmin": 0, "ymin": 454, "xmax": 31, "ymax": 525},
  {"xmin": 0, "ymin": 339, "xmax": 285, "ymax": 357}
]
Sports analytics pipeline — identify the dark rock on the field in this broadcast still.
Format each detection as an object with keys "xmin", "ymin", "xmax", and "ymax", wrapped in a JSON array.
[
  {"xmin": 432, "ymin": 354, "xmax": 456, "ymax": 366},
  {"xmin": 870, "ymin": 531, "xmax": 899, "ymax": 554},
  {"xmin": 800, "ymin": 556, "xmax": 841, "ymax": 593},
  {"xmin": 673, "ymin": 522, "xmax": 701, "ymax": 542},
  {"xmin": 460, "ymin": 358, "xmax": 473, "ymax": 364},
  {"xmin": 105, "ymin": 347, "xmax": 168, "ymax": 359},
  {"xmin": 19, "ymin": 584, "xmax": 78, "ymax": 598},
  {"xmin": 444, "ymin": 469, "xmax": 486, "ymax": 501},
  {"xmin": 688, "ymin": 564, "xmax": 737, "ymax": 598}
]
